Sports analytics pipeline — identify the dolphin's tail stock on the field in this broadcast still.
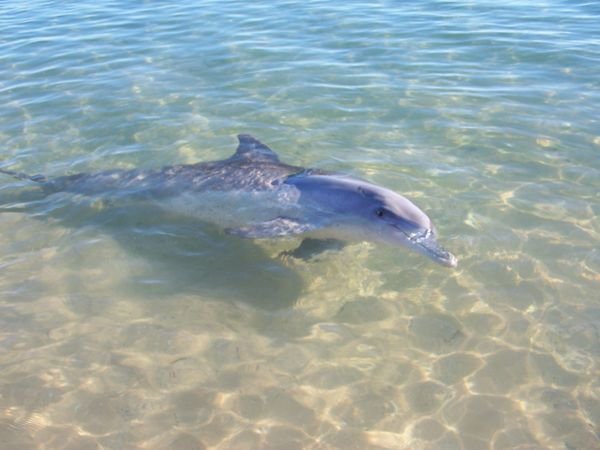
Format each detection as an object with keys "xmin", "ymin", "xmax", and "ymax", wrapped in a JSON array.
[
  {"xmin": 0, "ymin": 167, "xmax": 47, "ymax": 183},
  {"xmin": 0, "ymin": 167, "xmax": 50, "ymax": 211}
]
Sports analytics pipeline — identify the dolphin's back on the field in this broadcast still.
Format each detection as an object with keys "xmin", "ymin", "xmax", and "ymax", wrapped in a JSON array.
[{"xmin": 42, "ymin": 159, "xmax": 301, "ymax": 199}]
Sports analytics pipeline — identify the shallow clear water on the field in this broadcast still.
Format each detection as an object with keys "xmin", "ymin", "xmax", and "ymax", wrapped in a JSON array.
[{"xmin": 1, "ymin": 1, "xmax": 599, "ymax": 449}]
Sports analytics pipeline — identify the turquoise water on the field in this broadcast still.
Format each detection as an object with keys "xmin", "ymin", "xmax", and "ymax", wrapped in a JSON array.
[{"xmin": 1, "ymin": 1, "xmax": 599, "ymax": 449}]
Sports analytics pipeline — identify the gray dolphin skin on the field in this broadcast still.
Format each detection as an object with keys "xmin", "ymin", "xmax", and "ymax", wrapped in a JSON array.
[{"xmin": 0, "ymin": 135, "xmax": 457, "ymax": 267}]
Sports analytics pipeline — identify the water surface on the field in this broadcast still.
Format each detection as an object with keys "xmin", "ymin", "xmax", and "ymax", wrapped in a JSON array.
[{"xmin": 1, "ymin": 1, "xmax": 599, "ymax": 449}]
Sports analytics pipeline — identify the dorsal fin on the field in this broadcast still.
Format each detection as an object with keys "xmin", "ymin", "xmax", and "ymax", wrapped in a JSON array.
[{"xmin": 231, "ymin": 134, "xmax": 279, "ymax": 162}]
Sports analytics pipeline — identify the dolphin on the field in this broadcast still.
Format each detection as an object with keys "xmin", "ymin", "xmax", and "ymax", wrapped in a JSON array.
[{"xmin": 0, "ymin": 134, "xmax": 457, "ymax": 267}]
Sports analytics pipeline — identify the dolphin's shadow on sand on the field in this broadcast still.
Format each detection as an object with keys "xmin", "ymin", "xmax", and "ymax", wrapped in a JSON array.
[{"xmin": 2, "ymin": 192, "xmax": 304, "ymax": 310}]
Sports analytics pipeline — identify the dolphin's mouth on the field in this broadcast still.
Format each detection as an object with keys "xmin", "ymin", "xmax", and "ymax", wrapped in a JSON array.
[
  {"xmin": 416, "ymin": 234, "xmax": 458, "ymax": 268},
  {"xmin": 397, "ymin": 227, "xmax": 458, "ymax": 268}
]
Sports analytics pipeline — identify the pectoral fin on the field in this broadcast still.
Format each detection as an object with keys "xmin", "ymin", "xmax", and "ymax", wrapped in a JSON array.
[{"xmin": 227, "ymin": 217, "xmax": 315, "ymax": 239}]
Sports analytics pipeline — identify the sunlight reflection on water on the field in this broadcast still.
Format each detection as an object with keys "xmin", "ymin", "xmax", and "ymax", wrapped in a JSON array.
[{"xmin": 0, "ymin": 1, "xmax": 599, "ymax": 449}]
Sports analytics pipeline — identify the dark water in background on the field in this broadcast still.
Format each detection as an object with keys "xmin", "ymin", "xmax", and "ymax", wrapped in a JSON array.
[{"xmin": 1, "ymin": 1, "xmax": 599, "ymax": 449}]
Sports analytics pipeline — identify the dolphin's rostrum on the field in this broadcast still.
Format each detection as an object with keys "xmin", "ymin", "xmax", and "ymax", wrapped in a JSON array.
[{"xmin": 0, "ymin": 134, "xmax": 457, "ymax": 267}]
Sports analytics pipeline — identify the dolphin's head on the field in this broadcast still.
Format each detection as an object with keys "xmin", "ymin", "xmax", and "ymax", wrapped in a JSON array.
[
  {"xmin": 356, "ymin": 182, "xmax": 458, "ymax": 268},
  {"xmin": 287, "ymin": 174, "xmax": 458, "ymax": 268}
]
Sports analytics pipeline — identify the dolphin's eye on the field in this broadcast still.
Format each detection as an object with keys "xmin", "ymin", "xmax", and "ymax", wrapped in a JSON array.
[{"xmin": 375, "ymin": 208, "xmax": 385, "ymax": 218}]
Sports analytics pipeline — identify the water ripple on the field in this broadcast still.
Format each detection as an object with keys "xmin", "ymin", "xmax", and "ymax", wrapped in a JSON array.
[{"xmin": 1, "ymin": 1, "xmax": 599, "ymax": 449}]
